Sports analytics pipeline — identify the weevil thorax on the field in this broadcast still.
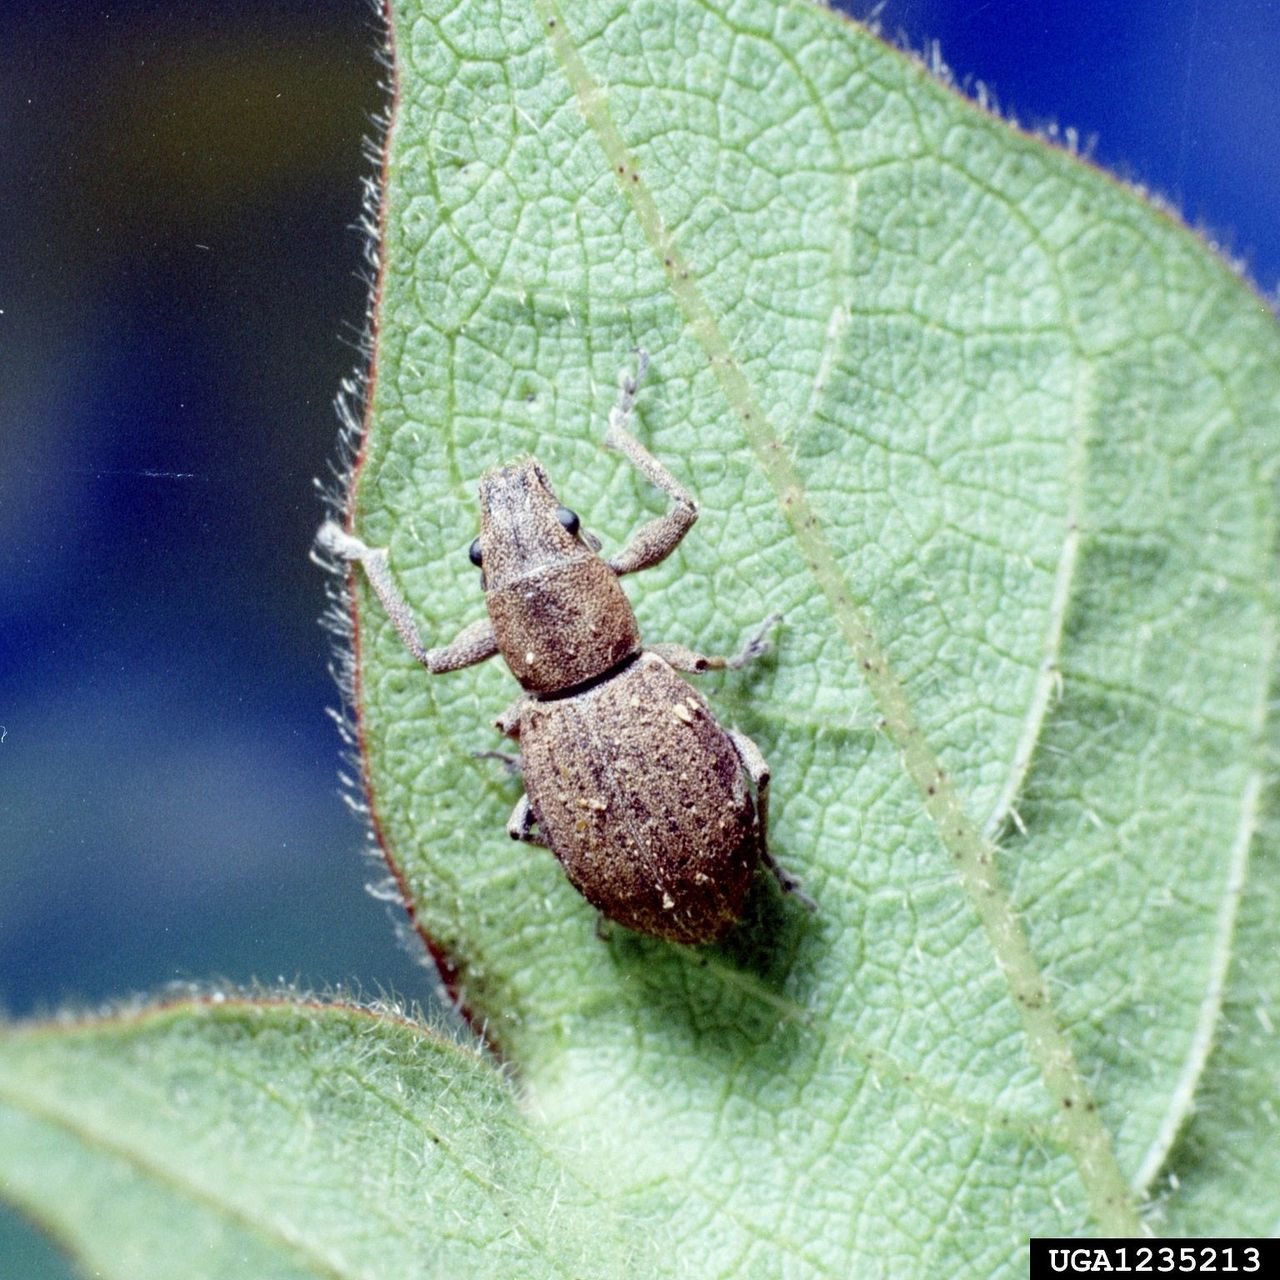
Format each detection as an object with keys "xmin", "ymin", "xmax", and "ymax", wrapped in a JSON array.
[{"xmin": 477, "ymin": 458, "xmax": 641, "ymax": 695}]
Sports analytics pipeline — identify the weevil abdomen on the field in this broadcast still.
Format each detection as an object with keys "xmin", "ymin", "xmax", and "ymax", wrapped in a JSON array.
[{"xmin": 518, "ymin": 652, "xmax": 758, "ymax": 944}]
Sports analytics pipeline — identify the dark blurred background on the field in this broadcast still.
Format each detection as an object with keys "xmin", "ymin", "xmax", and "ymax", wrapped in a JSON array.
[{"xmin": 1, "ymin": 0, "xmax": 1276, "ymax": 1271}]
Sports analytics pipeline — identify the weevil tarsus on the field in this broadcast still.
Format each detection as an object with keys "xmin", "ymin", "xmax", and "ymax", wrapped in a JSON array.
[
  {"xmin": 316, "ymin": 521, "xmax": 498, "ymax": 673},
  {"xmin": 650, "ymin": 613, "xmax": 784, "ymax": 674},
  {"xmin": 604, "ymin": 350, "xmax": 700, "ymax": 578},
  {"xmin": 473, "ymin": 749, "xmax": 522, "ymax": 777},
  {"xmin": 762, "ymin": 847, "xmax": 817, "ymax": 912}
]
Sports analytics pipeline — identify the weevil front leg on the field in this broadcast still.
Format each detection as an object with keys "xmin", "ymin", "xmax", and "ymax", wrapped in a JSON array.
[
  {"xmin": 316, "ymin": 523, "xmax": 498, "ymax": 672},
  {"xmin": 506, "ymin": 793, "xmax": 547, "ymax": 846},
  {"xmin": 726, "ymin": 727, "xmax": 816, "ymax": 911},
  {"xmin": 604, "ymin": 350, "xmax": 700, "ymax": 577}
]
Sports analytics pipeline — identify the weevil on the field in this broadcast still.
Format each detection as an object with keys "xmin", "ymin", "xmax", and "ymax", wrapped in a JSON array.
[{"xmin": 318, "ymin": 352, "xmax": 808, "ymax": 944}]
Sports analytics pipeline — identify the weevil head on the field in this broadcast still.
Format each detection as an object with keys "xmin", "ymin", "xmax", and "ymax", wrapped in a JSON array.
[
  {"xmin": 473, "ymin": 456, "xmax": 640, "ymax": 694},
  {"xmin": 474, "ymin": 457, "xmax": 594, "ymax": 591}
]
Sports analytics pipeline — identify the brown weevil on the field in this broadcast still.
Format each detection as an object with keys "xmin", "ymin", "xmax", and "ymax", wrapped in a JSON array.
[{"xmin": 318, "ymin": 351, "xmax": 809, "ymax": 944}]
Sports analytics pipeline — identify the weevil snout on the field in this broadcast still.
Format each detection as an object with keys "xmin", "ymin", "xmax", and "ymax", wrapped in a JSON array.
[{"xmin": 475, "ymin": 458, "xmax": 588, "ymax": 589}]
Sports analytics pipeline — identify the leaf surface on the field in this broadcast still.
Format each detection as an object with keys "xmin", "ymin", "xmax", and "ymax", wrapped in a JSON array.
[
  {"xmin": 0, "ymin": 1002, "xmax": 635, "ymax": 1280},
  {"xmin": 3, "ymin": 0, "xmax": 1278, "ymax": 1274},
  {"xmin": 350, "ymin": 0, "xmax": 1279, "ymax": 1264}
]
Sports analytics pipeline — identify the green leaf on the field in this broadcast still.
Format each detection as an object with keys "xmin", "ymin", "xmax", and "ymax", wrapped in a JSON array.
[
  {"xmin": 4, "ymin": 0, "xmax": 1278, "ymax": 1273},
  {"xmin": 349, "ymin": 0, "xmax": 1279, "ymax": 1258},
  {"xmin": 1155, "ymin": 667, "xmax": 1280, "ymax": 1237},
  {"xmin": 0, "ymin": 1001, "xmax": 638, "ymax": 1279}
]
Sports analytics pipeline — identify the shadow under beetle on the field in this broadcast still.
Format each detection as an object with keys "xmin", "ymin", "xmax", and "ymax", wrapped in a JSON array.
[{"xmin": 318, "ymin": 352, "xmax": 809, "ymax": 945}]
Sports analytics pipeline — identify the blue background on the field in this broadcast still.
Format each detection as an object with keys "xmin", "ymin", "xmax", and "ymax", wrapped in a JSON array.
[{"xmin": 2, "ymin": 1, "xmax": 1277, "ymax": 1270}]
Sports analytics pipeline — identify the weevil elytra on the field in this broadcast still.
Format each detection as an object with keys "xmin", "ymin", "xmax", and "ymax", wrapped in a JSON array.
[{"xmin": 318, "ymin": 352, "xmax": 808, "ymax": 944}]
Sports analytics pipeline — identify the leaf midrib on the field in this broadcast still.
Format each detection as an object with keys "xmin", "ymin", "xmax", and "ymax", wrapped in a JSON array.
[{"xmin": 531, "ymin": 0, "xmax": 1143, "ymax": 1236}]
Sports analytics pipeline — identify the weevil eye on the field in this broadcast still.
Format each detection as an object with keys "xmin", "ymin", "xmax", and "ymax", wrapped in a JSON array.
[
  {"xmin": 556, "ymin": 505, "xmax": 581, "ymax": 535},
  {"xmin": 468, "ymin": 536, "xmax": 483, "ymax": 567}
]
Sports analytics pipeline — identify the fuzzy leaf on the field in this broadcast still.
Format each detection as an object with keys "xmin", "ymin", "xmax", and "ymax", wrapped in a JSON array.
[
  {"xmin": 0, "ymin": 1002, "xmax": 638, "ymax": 1279},
  {"xmin": 4, "ymin": 0, "xmax": 1278, "ymax": 1274},
  {"xmin": 348, "ymin": 0, "xmax": 1279, "ymax": 1262}
]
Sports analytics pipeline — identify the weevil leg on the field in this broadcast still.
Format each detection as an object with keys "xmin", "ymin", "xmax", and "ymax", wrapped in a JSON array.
[
  {"xmin": 479, "ymin": 698, "xmax": 526, "ymax": 776},
  {"xmin": 760, "ymin": 847, "xmax": 815, "ymax": 910},
  {"xmin": 474, "ymin": 749, "xmax": 522, "ymax": 777},
  {"xmin": 506, "ymin": 793, "xmax": 547, "ymax": 846},
  {"xmin": 726, "ymin": 727, "xmax": 816, "ymax": 912},
  {"xmin": 726, "ymin": 727, "xmax": 771, "ymax": 835},
  {"xmin": 317, "ymin": 523, "xmax": 498, "ymax": 672},
  {"xmin": 494, "ymin": 697, "xmax": 527, "ymax": 740},
  {"xmin": 651, "ymin": 614, "xmax": 783, "ymax": 674},
  {"xmin": 603, "ymin": 350, "xmax": 700, "ymax": 577}
]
